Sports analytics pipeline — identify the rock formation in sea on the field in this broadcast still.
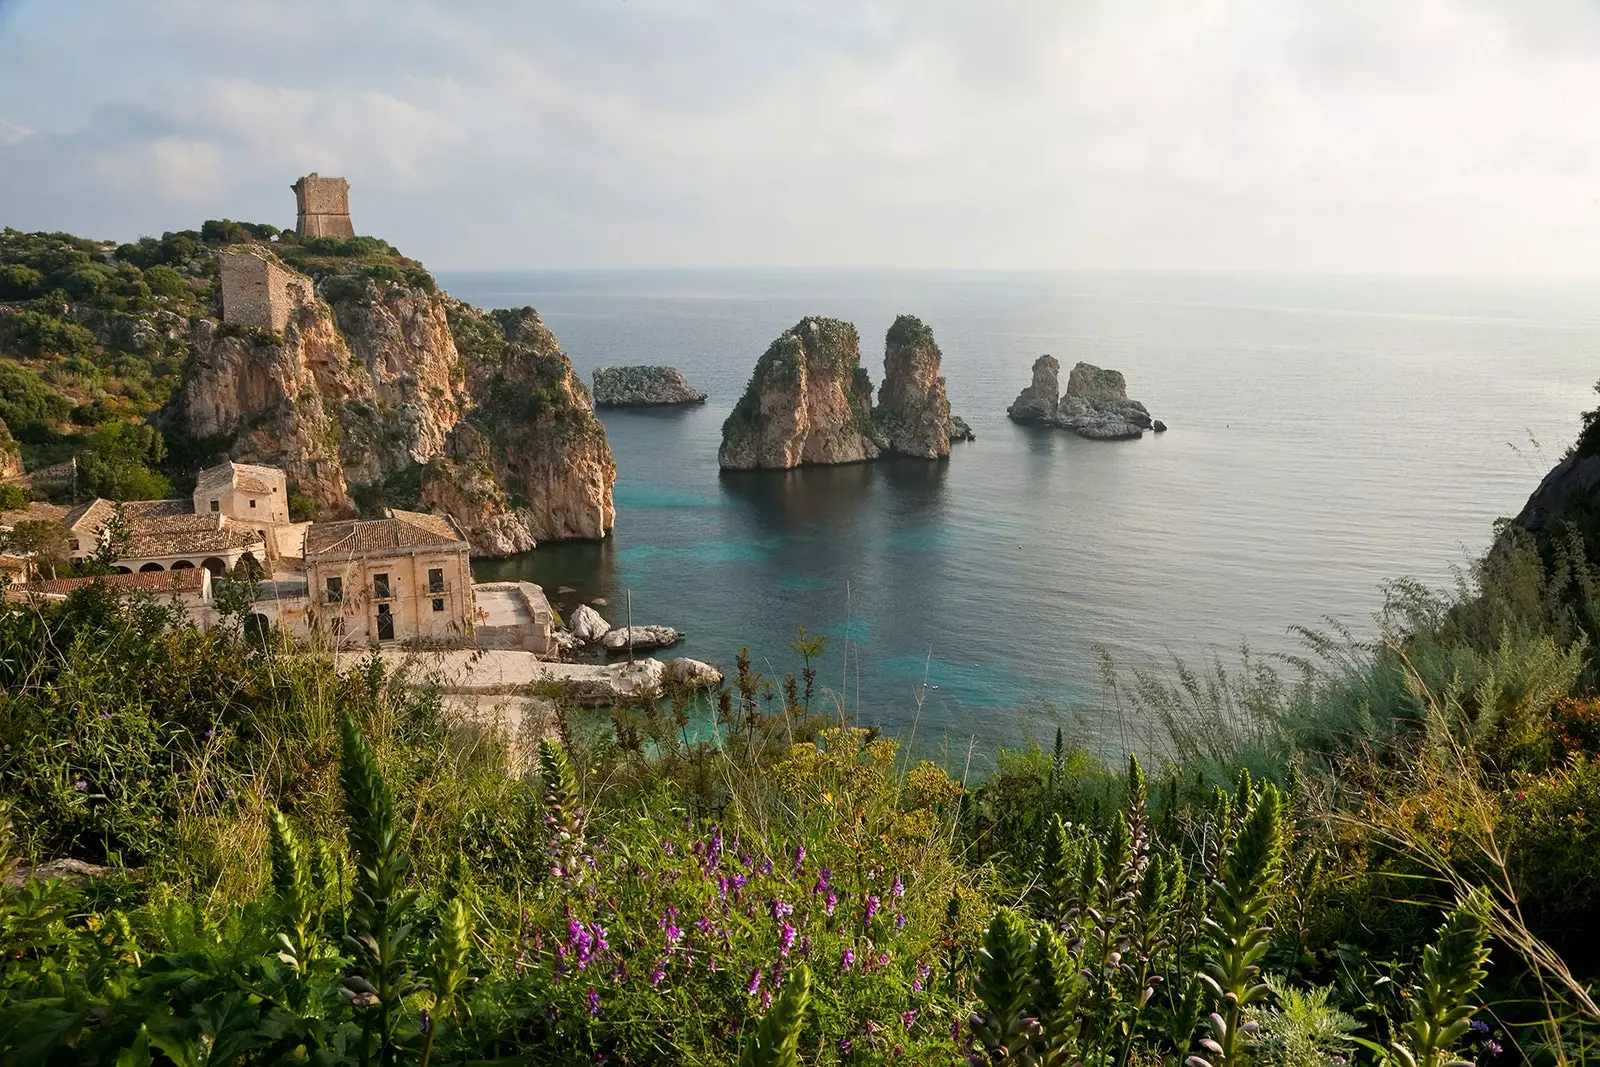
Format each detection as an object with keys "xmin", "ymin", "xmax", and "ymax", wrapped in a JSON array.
[
  {"xmin": 592, "ymin": 366, "xmax": 707, "ymax": 406},
  {"xmin": 719, "ymin": 317, "xmax": 879, "ymax": 470},
  {"xmin": 1006, "ymin": 355, "xmax": 1061, "ymax": 424},
  {"xmin": 872, "ymin": 315, "xmax": 957, "ymax": 459},
  {"xmin": 1005, "ymin": 356, "xmax": 1160, "ymax": 440},
  {"xmin": 181, "ymin": 248, "xmax": 615, "ymax": 552}
]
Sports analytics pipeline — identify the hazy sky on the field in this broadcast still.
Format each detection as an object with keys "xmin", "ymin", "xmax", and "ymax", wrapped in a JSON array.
[{"xmin": 2, "ymin": 0, "xmax": 1598, "ymax": 274}]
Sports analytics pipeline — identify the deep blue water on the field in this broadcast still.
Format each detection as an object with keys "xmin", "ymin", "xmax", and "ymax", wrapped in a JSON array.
[{"xmin": 441, "ymin": 269, "xmax": 1600, "ymax": 757}]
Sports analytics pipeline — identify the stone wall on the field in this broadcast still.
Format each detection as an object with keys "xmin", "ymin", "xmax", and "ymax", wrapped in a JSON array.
[
  {"xmin": 292, "ymin": 173, "xmax": 355, "ymax": 239},
  {"xmin": 218, "ymin": 250, "xmax": 310, "ymax": 333}
]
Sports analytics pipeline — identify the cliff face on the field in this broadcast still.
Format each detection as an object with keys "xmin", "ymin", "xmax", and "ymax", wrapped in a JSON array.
[
  {"xmin": 0, "ymin": 417, "xmax": 21, "ymax": 480},
  {"xmin": 873, "ymin": 315, "xmax": 953, "ymax": 459},
  {"xmin": 428, "ymin": 306, "xmax": 616, "ymax": 543},
  {"xmin": 182, "ymin": 253, "xmax": 616, "ymax": 549},
  {"xmin": 719, "ymin": 317, "xmax": 879, "ymax": 470},
  {"xmin": 182, "ymin": 288, "xmax": 357, "ymax": 516}
]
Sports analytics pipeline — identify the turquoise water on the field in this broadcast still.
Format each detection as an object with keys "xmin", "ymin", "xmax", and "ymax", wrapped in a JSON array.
[{"xmin": 446, "ymin": 269, "xmax": 1600, "ymax": 757}]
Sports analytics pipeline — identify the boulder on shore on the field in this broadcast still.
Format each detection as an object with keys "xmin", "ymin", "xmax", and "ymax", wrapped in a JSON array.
[
  {"xmin": 601, "ymin": 625, "xmax": 683, "ymax": 652},
  {"xmin": 593, "ymin": 365, "xmax": 707, "ymax": 406},
  {"xmin": 568, "ymin": 604, "xmax": 610, "ymax": 643},
  {"xmin": 948, "ymin": 414, "xmax": 976, "ymax": 443},
  {"xmin": 665, "ymin": 657, "xmax": 724, "ymax": 688},
  {"xmin": 719, "ymin": 317, "xmax": 879, "ymax": 469}
]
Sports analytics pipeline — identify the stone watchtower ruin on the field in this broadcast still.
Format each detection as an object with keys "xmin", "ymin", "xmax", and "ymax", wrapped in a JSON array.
[{"xmin": 291, "ymin": 173, "xmax": 355, "ymax": 239}]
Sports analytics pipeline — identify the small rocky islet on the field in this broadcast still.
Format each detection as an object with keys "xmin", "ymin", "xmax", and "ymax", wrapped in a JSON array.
[
  {"xmin": 1007, "ymin": 355, "xmax": 1166, "ymax": 440},
  {"xmin": 592, "ymin": 365, "xmax": 707, "ymax": 406},
  {"xmin": 717, "ymin": 313, "xmax": 972, "ymax": 470}
]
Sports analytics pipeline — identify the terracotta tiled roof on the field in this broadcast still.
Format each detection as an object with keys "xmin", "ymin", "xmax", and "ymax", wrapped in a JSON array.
[
  {"xmin": 62, "ymin": 499, "xmax": 117, "ymax": 534},
  {"xmin": 121, "ymin": 499, "xmax": 191, "ymax": 519},
  {"xmin": 304, "ymin": 509, "xmax": 468, "ymax": 558},
  {"xmin": 0, "ymin": 501, "xmax": 69, "ymax": 527},
  {"xmin": 30, "ymin": 569, "xmax": 209, "ymax": 596},
  {"xmin": 196, "ymin": 461, "xmax": 283, "ymax": 496},
  {"xmin": 125, "ymin": 513, "xmax": 263, "ymax": 558}
]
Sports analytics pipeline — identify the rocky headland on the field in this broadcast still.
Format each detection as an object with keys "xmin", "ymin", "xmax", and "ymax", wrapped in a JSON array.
[
  {"xmin": 180, "ymin": 247, "xmax": 615, "ymax": 553},
  {"xmin": 1006, "ymin": 356, "xmax": 1163, "ymax": 440},
  {"xmin": 719, "ymin": 314, "xmax": 972, "ymax": 469},
  {"xmin": 592, "ymin": 365, "xmax": 706, "ymax": 406}
]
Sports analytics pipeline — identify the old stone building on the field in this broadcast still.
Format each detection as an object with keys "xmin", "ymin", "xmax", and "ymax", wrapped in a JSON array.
[
  {"xmin": 218, "ymin": 249, "xmax": 311, "ymax": 333},
  {"xmin": 304, "ymin": 509, "xmax": 474, "ymax": 645},
  {"xmin": 291, "ymin": 173, "xmax": 355, "ymax": 239}
]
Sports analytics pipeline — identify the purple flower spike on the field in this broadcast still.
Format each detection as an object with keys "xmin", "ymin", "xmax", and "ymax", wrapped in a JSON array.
[
  {"xmin": 587, "ymin": 986, "xmax": 600, "ymax": 1016},
  {"xmin": 747, "ymin": 967, "xmax": 762, "ymax": 995}
]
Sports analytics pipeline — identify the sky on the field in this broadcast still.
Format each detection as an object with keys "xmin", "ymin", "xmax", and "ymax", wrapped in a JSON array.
[{"xmin": 1, "ymin": 0, "xmax": 1598, "ymax": 275}]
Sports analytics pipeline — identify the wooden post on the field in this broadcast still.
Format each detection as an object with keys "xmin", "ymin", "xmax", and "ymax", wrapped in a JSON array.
[{"xmin": 626, "ymin": 588, "xmax": 634, "ymax": 664}]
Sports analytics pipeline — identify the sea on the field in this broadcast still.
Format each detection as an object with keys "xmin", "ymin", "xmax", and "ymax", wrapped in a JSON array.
[{"xmin": 436, "ymin": 269, "xmax": 1600, "ymax": 760}]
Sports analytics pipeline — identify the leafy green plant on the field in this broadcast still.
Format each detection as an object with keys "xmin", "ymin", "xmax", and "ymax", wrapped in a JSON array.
[
  {"xmin": 739, "ymin": 966, "xmax": 811, "ymax": 1067},
  {"xmin": 1388, "ymin": 894, "xmax": 1492, "ymax": 1067}
]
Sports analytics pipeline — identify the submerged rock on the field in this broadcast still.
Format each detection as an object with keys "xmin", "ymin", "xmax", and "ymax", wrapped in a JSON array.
[
  {"xmin": 1006, "ymin": 355, "xmax": 1061, "ymax": 424},
  {"xmin": 568, "ymin": 604, "xmax": 611, "ymax": 643},
  {"xmin": 592, "ymin": 365, "xmax": 707, "ymax": 406},
  {"xmin": 601, "ymin": 625, "xmax": 683, "ymax": 652},
  {"xmin": 872, "ymin": 315, "xmax": 956, "ymax": 459},
  {"xmin": 719, "ymin": 317, "xmax": 879, "ymax": 469}
]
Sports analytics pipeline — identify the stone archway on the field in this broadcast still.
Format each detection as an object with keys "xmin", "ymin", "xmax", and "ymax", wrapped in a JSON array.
[
  {"xmin": 171, "ymin": 559, "xmax": 195, "ymax": 570},
  {"xmin": 201, "ymin": 557, "xmax": 226, "ymax": 576},
  {"xmin": 138, "ymin": 562, "xmax": 164, "ymax": 572}
]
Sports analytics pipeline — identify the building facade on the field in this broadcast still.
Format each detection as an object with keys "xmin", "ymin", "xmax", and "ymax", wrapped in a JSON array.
[
  {"xmin": 304, "ymin": 510, "xmax": 474, "ymax": 645},
  {"xmin": 218, "ymin": 249, "xmax": 311, "ymax": 333}
]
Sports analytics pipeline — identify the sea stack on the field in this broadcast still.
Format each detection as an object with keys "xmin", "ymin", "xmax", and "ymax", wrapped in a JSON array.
[
  {"xmin": 718, "ymin": 317, "xmax": 879, "ymax": 470},
  {"xmin": 1006, "ymin": 357, "xmax": 1160, "ymax": 440},
  {"xmin": 873, "ymin": 314, "xmax": 961, "ymax": 459},
  {"xmin": 592, "ymin": 366, "xmax": 707, "ymax": 407}
]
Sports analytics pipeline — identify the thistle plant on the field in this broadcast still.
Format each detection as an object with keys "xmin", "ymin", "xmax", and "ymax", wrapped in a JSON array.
[
  {"xmin": 267, "ymin": 806, "xmax": 324, "ymax": 1006},
  {"xmin": 1389, "ymin": 893, "xmax": 1492, "ymax": 1067},
  {"xmin": 539, "ymin": 737, "xmax": 585, "ymax": 883},
  {"xmin": 1189, "ymin": 780, "xmax": 1284, "ymax": 1067},
  {"xmin": 970, "ymin": 907, "xmax": 1042, "ymax": 1065},
  {"xmin": 339, "ymin": 713, "xmax": 419, "ymax": 1067},
  {"xmin": 739, "ymin": 965, "xmax": 811, "ymax": 1067}
]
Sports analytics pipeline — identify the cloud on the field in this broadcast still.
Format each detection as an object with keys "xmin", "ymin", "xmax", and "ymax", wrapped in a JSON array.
[{"xmin": 0, "ymin": 0, "xmax": 1597, "ymax": 275}]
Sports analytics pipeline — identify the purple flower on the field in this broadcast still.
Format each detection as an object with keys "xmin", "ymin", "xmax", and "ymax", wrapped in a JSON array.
[
  {"xmin": 895, "ymin": 912, "xmax": 907, "ymax": 931},
  {"xmin": 840, "ymin": 1038, "xmax": 853, "ymax": 1054},
  {"xmin": 840, "ymin": 947, "xmax": 855, "ymax": 971},
  {"xmin": 758, "ymin": 856, "xmax": 773, "ymax": 876},
  {"xmin": 771, "ymin": 899, "xmax": 794, "ymax": 920},
  {"xmin": 731, "ymin": 873, "xmax": 747, "ymax": 892},
  {"xmin": 73, "ymin": 779, "xmax": 87, "ymax": 790},
  {"xmin": 793, "ymin": 844, "xmax": 805, "ymax": 872},
  {"xmin": 664, "ymin": 923, "xmax": 683, "ymax": 947},
  {"xmin": 662, "ymin": 839, "xmax": 675, "ymax": 855},
  {"xmin": 863, "ymin": 894, "xmax": 880, "ymax": 925},
  {"xmin": 587, "ymin": 986, "xmax": 600, "ymax": 1016},
  {"xmin": 892, "ymin": 874, "xmax": 904, "ymax": 898},
  {"xmin": 877, "ymin": 952, "xmax": 889, "ymax": 967},
  {"xmin": 1469, "ymin": 1021, "xmax": 1491, "ymax": 1035},
  {"xmin": 650, "ymin": 962, "xmax": 667, "ymax": 988},
  {"xmin": 1486, "ymin": 1041, "xmax": 1503, "ymax": 1057},
  {"xmin": 779, "ymin": 922, "xmax": 797, "ymax": 956},
  {"xmin": 747, "ymin": 967, "xmax": 763, "ymax": 995},
  {"xmin": 901, "ymin": 1009, "xmax": 918, "ymax": 1029},
  {"xmin": 825, "ymin": 890, "xmax": 837, "ymax": 917},
  {"xmin": 419, "ymin": 1009, "xmax": 432, "ymax": 1036},
  {"xmin": 813, "ymin": 868, "xmax": 832, "ymax": 893}
]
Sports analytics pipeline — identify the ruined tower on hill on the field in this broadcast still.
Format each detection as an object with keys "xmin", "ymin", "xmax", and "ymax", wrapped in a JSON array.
[{"xmin": 291, "ymin": 173, "xmax": 355, "ymax": 239}]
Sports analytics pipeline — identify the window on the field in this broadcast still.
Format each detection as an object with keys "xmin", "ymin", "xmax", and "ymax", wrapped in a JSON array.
[
  {"xmin": 428, "ymin": 567, "xmax": 444, "ymax": 594},
  {"xmin": 373, "ymin": 572, "xmax": 390, "ymax": 599},
  {"xmin": 209, "ymin": 500, "xmax": 219, "ymax": 513},
  {"xmin": 249, "ymin": 499, "xmax": 257, "ymax": 509},
  {"xmin": 324, "ymin": 576, "xmax": 342, "ymax": 603},
  {"xmin": 376, "ymin": 604, "xmax": 394, "ymax": 641},
  {"xmin": 330, "ymin": 617, "xmax": 345, "ymax": 636},
  {"xmin": 432, "ymin": 597, "xmax": 445, "ymax": 613},
  {"xmin": 69, "ymin": 539, "xmax": 79, "ymax": 551}
]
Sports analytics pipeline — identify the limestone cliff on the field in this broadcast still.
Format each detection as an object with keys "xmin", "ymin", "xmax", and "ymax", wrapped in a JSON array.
[
  {"xmin": 419, "ymin": 423, "xmax": 539, "ymax": 556},
  {"xmin": 182, "ymin": 249, "xmax": 616, "ymax": 549},
  {"xmin": 428, "ymin": 306, "xmax": 616, "ymax": 543},
  {"xmin": 0, "ymin": 416, "xmax": 21, "ymax": 480},
  {"xmin": 872, "ymin": 315, "xmax": 955, "ymax": 459},
  {"xmin": 719, "ymin": 317, "xmax": 879, "ymax": 470},
  {"xmin": 1006, "ymin": 355, "xmax": 1060, "ymax": 424}
]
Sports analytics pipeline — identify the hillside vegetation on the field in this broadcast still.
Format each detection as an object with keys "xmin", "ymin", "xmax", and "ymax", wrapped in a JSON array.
[{"xmin": 5, "ymin": 385, "xmax": 1600, "ymax": 1063}]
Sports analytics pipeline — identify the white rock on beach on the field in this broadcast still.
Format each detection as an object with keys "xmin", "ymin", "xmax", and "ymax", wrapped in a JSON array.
[
  {"xmin": 569, "ymin": 604, "xmax": 611, "ymax": 643},
  {"xmin": 601, "ymin": 625, "xmax": 684, "ymax": 652},
  {"xmin": 665, "ymin": 657, "xmax": 723, "ymax": 688}
]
